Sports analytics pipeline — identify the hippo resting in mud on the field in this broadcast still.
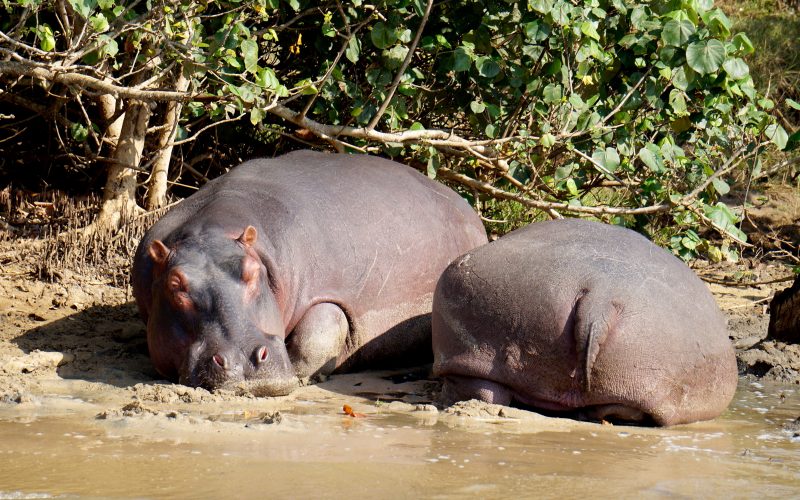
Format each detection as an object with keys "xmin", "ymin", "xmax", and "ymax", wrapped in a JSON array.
[
  {"xmin": 432, "ymin": 219, "xmax": 738, "ymax": 426},
  {"xmin": 132, "ymin": 150, "xmax": 487, "ymax": 396}
]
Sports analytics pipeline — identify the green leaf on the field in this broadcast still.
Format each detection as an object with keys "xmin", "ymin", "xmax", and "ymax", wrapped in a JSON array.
[
  {"xmin": 384, "ymin": 45, "xmax": 409, "ymax": 70},
  {"xmin": 701, "ymin": 9, "xmax": 731, "ymax": 38},
  {"xmin": 551, "ymin": 1, "xmax": 572, "ymax": 26},
  {"xmin": 96, "ymin": 34, "xmax": 117, "ymax": 58},
  {"xmin": 70, "ymin": 123, "xmax": 88, "ymax": 142},
  {"xmin": 485, "ymin": 123, "xmax": 497, "ymax": 138},
  {"xmin": 566, "ymin": 178, "xmax": 579, "ymax": 196},
  {"xmin": 452, "ymin": 46, "xmax": 472, "ymax": 72},
  {"xmin": 661, "ymin": 20, "xmax": 695, "ymax": 47},
  {"xmin": 786, "ymin": 98, "xmax": 800, "ymax": 111},
  {"xmin": 731, "ymin": 33, "xmax": 754, "ymax": 55},
  {"xmin": 427, "ymin": 147, "xmax": 440, "ymax": 178},
  {"xmin": 711, "ymin": 177, "xmax": 730, "ymax": 195},
  {"xmin": 412, "ymin": 0, "xmax": 426, "ymax": 16},
  {"xmin": 722, "ymin": 58, "xmax": 748, "ymax": 80},
  {"xmin": 592, "ymin": 147, "xmax": 620, "ymax": 174},
  {"xmin": 528, "ymin": 0, "xmax": 554, "ymax": 15},
  {"xmin": 705, "ymin": 203, "xmax": 747, "ymax": 242},
  {"xmin": 580, "ymin": 21, "xmax": 600, "ymax": 41},
  {"xmin": 672, "ymin": 66, "xmax": 692, "ymax": 91},
  {"xmin": 241, "ymin": 39, "xmax": 258, "ymax": 74},
  {"xmin": 524, "ymin": 21, "xmax": 551, "ymax": 42},
  {"xmin": 250, "ymin": 107, "xmax": 264, "ymax": 125},
  {"xmin": 686, "ymin": 39, "xmax": 725, "ymax": 75},
  {"xmin": 638, "ymin": 144, "xmax": 664, "ymax": 173},
  {"xmin": 540, "ymin": 133, "xmax": 556, "ymax": 148},
  {"xmin": 669, "ymin": 89, "xmax": 687, "ymax": 115},
  {"xmin": 475, "ymin": 56, "xmax": 500, "ymax": 78},
  {"xmin": 89, "ymin": 14, "xmax": 109, "ymax": 33},
  {"xmin": 542, "ymin": 83, "xmax": 562, "ymax": 104},
  {"xmin": 67, "ymin": 0, "xmax": 97, "ymax": 18},
  {"xmin": 256, "ymin": 67, "xmax": 279, "ymax": 89},
  {"xmin": 371, "ymin": 22, "xmax": 397, "ymax": 49},
  {"xmin": 345, "ymin": 37, "xmax": 360, "ymax": 63},
  {"xmin": 765, "ymin": 124, "xmax": 789, "ymax": 150},
  {"xmin": 691, "ymin": 0, "xmax": 714, "ymax": 14},
  {"xmin": 470, "ymin": 101, "xmax": 486, "ymax": 113},
  {"xmin": 681, "ymin": 235, "xmax": 698, "ymax": 250},
  {"xmin": 36, "ymin": 25, "xmax": 56, "ymax": 51}
]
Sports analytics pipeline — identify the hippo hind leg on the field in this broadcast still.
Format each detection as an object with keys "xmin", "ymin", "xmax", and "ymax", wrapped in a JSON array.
[
  {"xmin": 440, "ymin": 375, "xmax": 513, "ymax": 406},
  {"xmin": 287, "ymin": 302, "xmax": 349, "ymax": 380}
]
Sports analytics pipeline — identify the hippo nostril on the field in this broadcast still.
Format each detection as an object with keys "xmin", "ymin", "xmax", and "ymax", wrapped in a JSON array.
[
  {"xmin": 212, "ymin": 353, "xmax": 227, "ymax": 369},
  {"xmin": 255, "ymin": 345, "xmax": 269, "ymax": 364}
]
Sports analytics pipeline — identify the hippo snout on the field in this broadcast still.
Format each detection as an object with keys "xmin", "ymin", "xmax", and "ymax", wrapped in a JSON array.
[
  {"xmin": 179, "ymin": 334, "xmax": 299, "ymax": 396},
  {"xmin": 180, "ymin": 343, "xmax": 267, "ymax": 390}
]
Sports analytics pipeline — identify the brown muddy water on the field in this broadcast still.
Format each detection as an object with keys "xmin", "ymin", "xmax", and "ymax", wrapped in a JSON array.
[{"xmin": 0, "ymin": 380, "xmax": 798, "ymax": 499}]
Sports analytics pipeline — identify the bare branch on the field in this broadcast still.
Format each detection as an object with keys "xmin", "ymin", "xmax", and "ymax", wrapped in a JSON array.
[
  {"xmin": 170, "ymin": 113, "xmax": 246, "ymax": 146},
  {"xmin": 269, "ymin": 102, "xmax": 530, "ymax": 155},
  {"xmin": 682, "ymin": 145, "xmax": 756, "ymax": 202},
  {"xmin": 436, "ymin": 167, "xmax": 672, "ymax": 216},
  {"xmin": 0, "ymin": 61, "xmax": 219, "ymax": 103}
]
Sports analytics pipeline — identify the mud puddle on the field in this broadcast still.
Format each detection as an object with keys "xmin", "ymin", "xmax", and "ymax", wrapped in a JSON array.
[{"xmin": 0, "ymin": 379, "xmax": 798, "ymax": 499}]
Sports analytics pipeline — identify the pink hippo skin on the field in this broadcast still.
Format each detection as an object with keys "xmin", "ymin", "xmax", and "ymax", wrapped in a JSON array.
[
  {"xmin": 132, "ymin": 150, "xmax": 487, "ymax": 395},
  {"xmin": 432, "ymin": 219, "xmax": 738, "ymax": 426}
]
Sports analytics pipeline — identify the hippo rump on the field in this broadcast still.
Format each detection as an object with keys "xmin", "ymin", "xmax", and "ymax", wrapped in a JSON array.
[
  {"xmin": 432, "ymin": 219, "xmax": 737, "ymax": 426},
  {"xmin": 132, "ymin": 150, "xmax": 487, "ymax": 395}
]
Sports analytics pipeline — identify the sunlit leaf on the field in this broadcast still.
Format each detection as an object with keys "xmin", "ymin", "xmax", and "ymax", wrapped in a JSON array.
[{"xmin": 686, "ymin": 39, "xmax": 725, "ymax": 75}]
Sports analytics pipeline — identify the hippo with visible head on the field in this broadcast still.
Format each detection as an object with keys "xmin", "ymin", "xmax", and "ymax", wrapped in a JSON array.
[
  {"xmin": 432, "ymin": 219, "xmax": 737, "ymax": 426},
  {"xmin": 132, "ymin": 150, "xmax": 487, "ymax": 395}
]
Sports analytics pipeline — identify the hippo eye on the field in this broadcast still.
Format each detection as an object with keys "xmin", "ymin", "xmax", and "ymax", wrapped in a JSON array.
[
  {"xmin": 172, "ymin": 290, "xmax": 193, "ymax": 310},
  {"xmin": 167, "ymin": 269, "xmax": 194, "ymax": 310}
]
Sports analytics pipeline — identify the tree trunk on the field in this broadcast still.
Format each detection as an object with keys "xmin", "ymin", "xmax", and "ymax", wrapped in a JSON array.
[
  {"xmin": 97, "ymin": 93, "xmax": 123, "ymax": 150},
  {"xmin": 146, "ymin": 70, "xmax": 189, "ymax": 210},
  {"xmin": 769, "ymin": 275, "xmax": 800, "ymax": 344},
  {"xmin": 96, "ymin": 99, "xmax": 151, "ymax": 229}
]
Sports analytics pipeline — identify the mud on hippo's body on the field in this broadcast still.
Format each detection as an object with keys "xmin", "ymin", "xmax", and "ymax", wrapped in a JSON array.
[
  {"xmin": 432, "ymin": 219, "xmax": 737, "ymax": 426},
  {"xmin": 132, "ymin": 150, "xmax": 487, "ymax": 395}
]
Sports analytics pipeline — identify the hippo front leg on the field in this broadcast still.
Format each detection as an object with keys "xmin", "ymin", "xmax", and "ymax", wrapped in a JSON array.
[
  {"xmin": 287, "ymin": 302, "xmax": 349, "ymax": 379},
  {"xmin": 440, "ymin": 375, "xmax": 513, "ymax": 407}
]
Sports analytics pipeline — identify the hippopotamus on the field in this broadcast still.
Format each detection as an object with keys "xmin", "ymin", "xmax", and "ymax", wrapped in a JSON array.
[
  {"xmin": 132, "ymin": 150, "xmax": 487, "ymax": 395},
  {"xmin": 432, "ymin": 219, "xmax": 738, "ymax": 426}
]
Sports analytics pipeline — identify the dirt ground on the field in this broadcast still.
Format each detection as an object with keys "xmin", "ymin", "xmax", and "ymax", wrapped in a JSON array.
[{"xmin": 0, "ymin": 183, "xmax": 798, "ymax": 425}]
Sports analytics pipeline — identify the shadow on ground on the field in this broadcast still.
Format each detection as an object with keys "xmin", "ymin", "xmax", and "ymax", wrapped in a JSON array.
[{"xmin": 12, "ymin": 301, "xmax": 161, "ymax": 388}]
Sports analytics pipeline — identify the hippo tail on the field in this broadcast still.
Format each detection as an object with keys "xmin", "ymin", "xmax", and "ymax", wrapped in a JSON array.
[{"xmin": 572, "ymin": 289, "xmax": 622, "ymax": 393}]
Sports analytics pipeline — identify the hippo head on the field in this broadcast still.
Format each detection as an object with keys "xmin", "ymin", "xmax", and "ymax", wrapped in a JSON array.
[{"xmin": 145, "ymin": 226, "xmax": 298, "ymax": 395}]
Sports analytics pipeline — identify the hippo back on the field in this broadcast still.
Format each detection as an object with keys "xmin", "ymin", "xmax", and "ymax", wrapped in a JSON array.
[
  {"xmin": 432, "ymin": 219, "xmax": 737, "ymax": 426},
  {"xmin": 134, "ymin": 150, "xmax": 488, "ymax": 372}
]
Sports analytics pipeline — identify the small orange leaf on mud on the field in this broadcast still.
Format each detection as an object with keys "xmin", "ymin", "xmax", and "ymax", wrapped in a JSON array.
[
  {"xmin": 342, "ymin": 404, "xmax": 366, "ymax": 418},
  {"xmin": 601, "ymin": 419, "xmax": 613, "ymax": 426}
]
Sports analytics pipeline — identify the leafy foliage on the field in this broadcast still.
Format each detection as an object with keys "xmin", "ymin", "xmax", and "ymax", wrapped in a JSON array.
[{"xmin": 0, "ymin": 0, "xmax": 789, "ymax": 259}]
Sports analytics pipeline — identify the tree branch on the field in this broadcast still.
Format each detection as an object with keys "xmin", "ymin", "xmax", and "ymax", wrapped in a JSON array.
[
  {"xmin": 436, "ymin": 167, "xmax": 672, "ymax": 216},
  {"xmin": 366, "ymin": 0, "xmax": 433, "ymax": 130},
  {"xmin": 0, "ymin": 61, "xmax": 219, "ymax": 103}
]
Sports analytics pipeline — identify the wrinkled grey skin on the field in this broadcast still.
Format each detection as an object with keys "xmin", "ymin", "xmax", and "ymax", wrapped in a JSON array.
[
  {"xmin": 132, "ymin": 150, "xmax": 487, "ymax": 396},
  {"xmin": 432, "ymin": 219, "xmax": 737, "ymax": 426}
]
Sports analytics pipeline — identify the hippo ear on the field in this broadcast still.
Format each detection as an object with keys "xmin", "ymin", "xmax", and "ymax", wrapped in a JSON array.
[
  {"xmin": 237, "ymin": 226, "xmax": 257, "ymax": 247},
  {"xmin": 148, "ymin": 240, "xmax": 171, "ymax": 264}
]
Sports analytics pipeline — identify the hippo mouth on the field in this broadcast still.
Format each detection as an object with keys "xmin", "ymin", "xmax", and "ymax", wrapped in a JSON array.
[{"xmin": 232, "ymin": 374, "xmax": 300, "ymax": 397}]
